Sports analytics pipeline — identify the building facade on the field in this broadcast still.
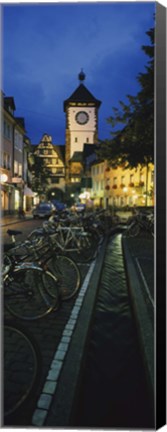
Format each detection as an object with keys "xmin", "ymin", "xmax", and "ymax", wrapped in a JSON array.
[
  {"xmin": 30, "ymin": 134, "xmax": 66, "ymax": 203},
  {"xmin": 90, "ymin": 160, "xmax": 154, "ymax": 208},
  {"xmin": 1, "ymin": 93, "xmax": 29, "ymax": 214}
]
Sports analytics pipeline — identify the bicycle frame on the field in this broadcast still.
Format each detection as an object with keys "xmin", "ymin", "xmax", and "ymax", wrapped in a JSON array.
[{"xmin": 48, "ymin": 225, "xmax": 91, "ymax": 253}]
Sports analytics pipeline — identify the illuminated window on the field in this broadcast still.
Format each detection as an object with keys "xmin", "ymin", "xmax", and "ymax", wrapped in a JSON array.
[
  {"xmin": 18, "ymin": 164, "xmax": 22, "ymax": 176},
  {"xmin": 14, "ymin": 160, "xmax": 18, "ymax": 175}
]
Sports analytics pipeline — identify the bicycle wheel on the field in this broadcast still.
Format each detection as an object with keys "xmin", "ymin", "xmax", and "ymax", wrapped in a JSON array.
[
  {"xmin": 5, "ymin": 267, "xmax": 59, "ymax": 320},
  {"xmin": 46, "ymin": 254, "xmax": 81, "ymax": 300},
  {"xmin": 71, "ymin": 232, "xmax": 97, "ymax": 263},
  {"xmin": 27, "ymin": 229, "xmax": 44, "ymax": 247},
  {"xmin": 4, "ymin": 320, "xmax": 41, "ymax": 418},
  {"xmin": 129, "ymin": 223, "xmax": 140, "ymax": 237}
]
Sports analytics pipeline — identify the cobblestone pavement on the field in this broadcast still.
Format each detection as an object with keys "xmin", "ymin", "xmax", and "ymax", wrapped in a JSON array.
[{"xmin": 3, "ymin": 248, "xmax": 100, "ymax": 427}]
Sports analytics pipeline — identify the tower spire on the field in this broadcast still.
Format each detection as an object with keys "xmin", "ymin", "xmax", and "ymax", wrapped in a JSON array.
[{"xmin": 78, "ymin": 69, "xmax": 86, "ymax": 83}]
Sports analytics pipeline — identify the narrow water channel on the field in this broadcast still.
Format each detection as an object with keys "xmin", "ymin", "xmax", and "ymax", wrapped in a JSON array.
[{"xmin": 73, "ymin": 234, "xmax": 154, "ymax": 429}]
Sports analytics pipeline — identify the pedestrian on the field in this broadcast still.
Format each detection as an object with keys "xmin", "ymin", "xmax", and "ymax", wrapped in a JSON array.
[{"xmin": 18, "ymin": 207, "xmax": 25, "ymax": 219}]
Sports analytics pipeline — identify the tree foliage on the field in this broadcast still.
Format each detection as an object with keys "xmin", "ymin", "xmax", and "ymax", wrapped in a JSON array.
[
  {"xmin": 29, "ymin": 154, "xmax": 52, "ymax": 194},
  {"xmin": 97, "ymin": 27, "xmax": 154, "ymax": 169}
]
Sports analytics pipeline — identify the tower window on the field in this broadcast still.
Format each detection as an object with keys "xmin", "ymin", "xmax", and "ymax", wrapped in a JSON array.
[
  {"xmin": 75, "ymin": 137, "xmax": 78, "ymax": 143},
  {"xmin": 86, "ymin": 138, "xmax": 89, "ymax": 143}
]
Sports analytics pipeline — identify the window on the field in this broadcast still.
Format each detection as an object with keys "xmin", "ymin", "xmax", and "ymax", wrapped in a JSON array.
[
  {"xmin": 75, "ymin": 137, "xmax": 78, "ymax": 143},
  {"xmin": 14, "ymin": 130, "xmax": 23, "ymax": 151},
  {"xmin": 121, "ymin": 175, "xmax": 125, "ymax": 183},
  {"xmin": 113, "ymin": 177, "xmax": 117, "ymax": 185},
  {"xmin": 51, "ymin": 177, "xmax": 59, "ymax": 184},
  {"xmin": 86, "ymin": 138, "xmax": 89, "ymax": 143},
  {"xmin": 3, "ymin": 152, "xmax": 7, "ymax": 168},
  {"xmin": 18, "ymin": 164, "xmax": 22, "ymax": 176},
  {"xmin": 52, "ymin": 158, "xmax": 59, "ymax": 164},
  {"xmin": 71, "ymin": 177, "xmax": 80, "ymax": 183},
  {"xmin": 14, "ymin": 160, "xmax": 18, "ymax": 175},
  {"xmin": 7, "ymin": 154, "xmax": 11, "ymax": 169},
  {"xmin": 4, "ymin": 120, "xmax": 11, "ymax": 140},
  {"xmin": 130, "ymin": 174, "xmax": 134, "ymax": 183},
  {"xmin": 140, "ymin": 172, "xmax": 144, "ymax": 182},
  {"xmin": 52, "ymin": 168, "xmax": 57, "ymax": 174}
]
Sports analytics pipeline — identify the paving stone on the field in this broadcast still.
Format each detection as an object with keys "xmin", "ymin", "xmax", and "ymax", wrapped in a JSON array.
[
  {"xmin": 65, "ymin": 323, "xmax": 75, "ymax": 331},
  {"xmin": 37, "ymin": 393, "xmax": 52, "ymax": 410},
  {"xmin": 58, "ymin": 342, "xmax": 69, "ymax": 352},
  {"xmin": 63, "ymin": 329, "xmax": 73, "ymax": 337},
  {"xmin": 32, "ymin": 408, "xmax": 48, "ymax": 426},
  {"xmin": 75, "ymin": 299, "xmax": 83, "ymax": 305},
  {"xmin": 47, "ymin": 368, "xmax": 61, "ymax": 380},
  {"xmin": 72, "ymin": 306, "xmax": 80, "ymax": 314},
  {"xmin": 43, "ymin": 380, "xmax": 57, "ymax": 395},
  {"xmin": 54, "ymin": 349, "xmax": 66, "ymax": 361},
  {"xmin": 61, "ymin": 336, "xmax": 71, "ymax": 343},
  {"xmin": 68, "ymin": 317, "xmax": 77, "ymax": 324},
  {"xmin": 51, "ymin": 359, "xmax": 63, "ymax": 371}
]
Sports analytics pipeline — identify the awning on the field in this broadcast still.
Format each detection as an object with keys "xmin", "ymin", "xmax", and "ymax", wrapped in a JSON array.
[{"xmin": 24, "ymin": 186, "xmax": 35, "ymax": 197}]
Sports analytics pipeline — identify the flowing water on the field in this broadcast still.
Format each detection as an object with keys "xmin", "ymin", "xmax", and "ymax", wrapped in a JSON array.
[{"xmin": 73, "ymin": 234, "xmax": 154, "ymax": 429}]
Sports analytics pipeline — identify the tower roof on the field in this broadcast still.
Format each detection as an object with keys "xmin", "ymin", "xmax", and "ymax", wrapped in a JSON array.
[{"xmin": 64, "ymin": 83, "xmax": 101, "ymax": 111}]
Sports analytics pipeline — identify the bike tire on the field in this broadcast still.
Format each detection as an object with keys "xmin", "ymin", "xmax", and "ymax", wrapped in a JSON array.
[
  {"xmin": 46, "ymin": 254, "xmax": 81, "ymax": 300},
  {"xmin": 27, "ymin": 229, "xmax": 44, "ymax": 247},
  {"xmin": 129, "ymin": 223, "xmax": 140, "ymax": 237},
  {"xmin": 70, "ymin": 232, "xmax": 97, "ymax": 263},
  {"xmin": 5, "ymin": 267, "xmax": 59, "ymax": 320},
  {"xmin": 4, "ymin": 320, "xmax": 41, "ymax": 418}
]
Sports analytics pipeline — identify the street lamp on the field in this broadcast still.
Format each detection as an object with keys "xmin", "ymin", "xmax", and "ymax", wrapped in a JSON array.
[{"xmin": 0, "ymin": 173, "xmax": 8, "ymax": 183}]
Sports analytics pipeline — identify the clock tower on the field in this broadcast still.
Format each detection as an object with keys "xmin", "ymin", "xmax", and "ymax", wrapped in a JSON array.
[{"xmin": 64, "ymin": 70, "xmax": 101, "ymax": 183}]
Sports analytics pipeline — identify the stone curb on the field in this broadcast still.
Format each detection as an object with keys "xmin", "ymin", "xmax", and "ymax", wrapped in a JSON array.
[
  {"xmin": 122, "ymin": 236, "xmax": 154, "ymax": 398},
  {"xmin": 44, "ymin": 236, "xmax": 108, "ymax": 427}
]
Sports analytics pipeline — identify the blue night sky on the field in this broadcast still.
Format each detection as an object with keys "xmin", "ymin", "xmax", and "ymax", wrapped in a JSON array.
[{"xmin": 2, "ymin": 2, "xmax": 155, "ymax": 145}]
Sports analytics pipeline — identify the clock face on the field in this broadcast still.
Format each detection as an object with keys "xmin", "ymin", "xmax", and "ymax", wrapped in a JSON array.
[{"xmin": 75, "ymin": 111, "xmax": 89, "ymax": 125}]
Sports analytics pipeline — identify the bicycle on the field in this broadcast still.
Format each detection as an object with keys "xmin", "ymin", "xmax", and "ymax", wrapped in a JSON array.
[
  {"xmin": 124, "ymin": 211, "xmax": 154, "ymax": 237},
  {"xmin": 3, "ymin": 232, "xmax": 59, "ymax": 320},
  {"xmin": 4, "ymin": 228, "xmax": 81, "ymax": 304},
  {"xmin": 4, "ymin": 320, "xmax": 41, "ymax": 418},
  {"xmin": 26, "ymin": 227, "xmax": 81, "ymax": 300},
  {"xmin": 29, "ymin": 215, "xmax": 98, "ymax": 263}
]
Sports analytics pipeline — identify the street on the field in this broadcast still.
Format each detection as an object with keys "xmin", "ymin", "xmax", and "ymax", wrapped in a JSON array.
[
  {"xmin": 2, "ymin": 217, "xmax": 94, "ymax": 426},
  {"xmin": 2, "ymin": 218, "xmax": 43, "ymax": 245},
  {"xmin": 2, "ymin": 217, "xmax": 154, "ymax": 428}
]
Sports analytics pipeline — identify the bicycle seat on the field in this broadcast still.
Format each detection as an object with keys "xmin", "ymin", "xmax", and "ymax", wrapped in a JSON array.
[{"xmin": 7, "ymin": 229, "xmax": 22, "ymax": 236}]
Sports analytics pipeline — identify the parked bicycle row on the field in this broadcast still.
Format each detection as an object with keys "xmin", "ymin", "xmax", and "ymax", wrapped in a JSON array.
[
  {"xmin": 3, "ymin": 209, "xmax": 113, "ymax": 322},
  {"xmin": 3, "ymin": 207, "xmax": 154, "ymax": 420},
  {"xmin": 123, "ymin": 209, "xmax": 154, "ymax": 237},
  {"xmin": 3, "ymin": 207, "xmax": 154, "ymax": 322}
]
